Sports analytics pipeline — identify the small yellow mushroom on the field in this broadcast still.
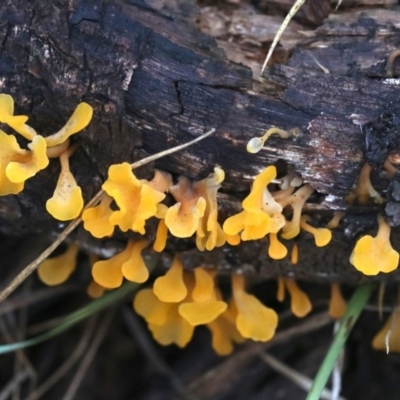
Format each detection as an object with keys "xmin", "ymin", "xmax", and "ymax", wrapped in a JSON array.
[
  {"xmin": 38, "ymin": 244, "xmax": 79, "ymax": 286},
  {"xmin": 283, "ymin": 278, "xmax": 312, "ymax": 318},
  {"xmin": 153, "ymin": 255, "xmax": 187, "ymax": 303},
  {"xmin": 103, "ymin": 163, "xmax": 166, "ymax": 234},
  {"xmin": 246, "ymin": 127, "xmax": 294, "ymax": 154},
  {"xmin": 223, "ymin": 166, "xmax": 285, "ymax": 241},
  {"xmin": 329, "ymin": 283, "xmax": 346, "ymax": 319},
  {"xmin": 232, "ymin": 274, "xmax": 278, "ymax": 341},
  {"xmin": 0, "ymin": 94, "xmax": 37, "ymax": 140},
  {"xmin": 121, "ymin": 240, "xmax": 150, "ymax": 283},
  {"xmin": 207, "ymin": 299, "xmax": 246, "ymax": 356},
  {"xmin": 82, "ymin": 194, "xmax": 115, "ymax": 238},
  {"xmin": 268, "ymin": 232, "xmax": 288, "ymax": 260},
  {"xmin": 44, "ymin": 103, "xmax": 93, "ymax": 147},
  {"xmin": 165, "ymin": 176, "xmax": 207, "ymax": 238},
  {"xmin": 350, "ymin": 215, "xmax": 399, "ymax": 276},
  {"xmin": 46, "ymin": 149, "xmax": 84, "ymax": 221},
  {"xmin": 153, "ymin": 219, "xmax": 169, "ymax": 252},
  {"xmin": 353, "ymin": 163, "xmax": 383, "ymax": 205},
  {"xmin": 281, "ymin": 184, "xmax": 314, "ymax": 240},
  {"xmin": 179, "ymin": 268, "xmax": 227, "ymax": 326},
  {"xmin": 300, "ymin": 215, "xmax": 332, "ymax": 247}
]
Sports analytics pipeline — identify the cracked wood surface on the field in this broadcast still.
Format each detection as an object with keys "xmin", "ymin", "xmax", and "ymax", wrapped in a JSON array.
[{"xmin": 1, "ymin": 0, "xmax": 400, "ymax": 283}]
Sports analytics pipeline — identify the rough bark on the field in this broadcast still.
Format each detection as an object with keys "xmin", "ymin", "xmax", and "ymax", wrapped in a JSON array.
[{"xmin": 1, "ymin": 0, "xmax": 400, "ymax": 283}]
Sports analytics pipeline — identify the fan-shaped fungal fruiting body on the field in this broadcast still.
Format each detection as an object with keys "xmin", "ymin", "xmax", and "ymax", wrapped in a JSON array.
[
  {"xmin": 82, "ymin": 195, "xmax": 115, "ymax": 238},
  {"xmin": 350, "ymin": 215, "xmax": 399, "ymax": 276}
]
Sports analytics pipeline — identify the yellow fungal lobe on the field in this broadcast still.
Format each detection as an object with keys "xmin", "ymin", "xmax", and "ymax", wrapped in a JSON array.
[
  {"xmin": 103, "ymin": 163, "xmax": 166, "ymax": 234},
  {"xmin": 351, "ymin": 163, "xmax": 383, "ymax": 205},
  {"xmin": 276, "ymin": 277, "xmax": 285, "ymax": 302},
  {"xmin": 153, "ymin": 219, "xmax": 168, "ymax": 252},
  {"xmin": 46, "ymin": 150, "xmax": 84, "ymax": 221},
  {"xmin": 87, "ymin": 280, "xmax": 106, "ymax": 299},
  {"xmin": 121, "ymin": 240, "xmax": 150, "ymax": 283},
  {"xmin": 44, "ymin": 102, "xmax": 93, "ymax": 147},
  {"xmin": 350, "ymin": 215, "xmax": 399, "ymax": 276},
  {"xmin": 268, "ymin": 232, "xmax": 288, "ymax": 260},
  {"xmin": 92, "ymin": 242, "xmax": 133, "ymax": 289},
  {"xmin": 284, "ymin": 279, "xmax": 312, "ymax": 318},
  {"xmin": 164, "ymin": 176, "xmax": 206, "ymax": 238},
  {"xmin": 300, "ymin": 215, "xmax": 332, "ymax": 247},
  {"xmin": 232, "ymin": 274, "xmax": 278, "ymax": 341},
  {"xmin": 291, "ymin": 244, "xmax": 299, "ymax": 264},
  {"xmin": 329, "ymin": 283, "xmax": 346, "ymax": 319},
  {"xmin": 82, "ymin": 194, "xmax": 115, "ymax": 238},
  {"xmin": 281, "ymin": 184, "xmax": 314, "ymax": 240},
  {"xmin": 179, "ymin": 267, "xmax": 227, "ymax": 326},
  {"xmin": 0, "ymin": 94, "xmax": 37, "ymax": 140},
  {"xmin": 38, "ymin": 244, "xmax": 79, "ymax": 286},
  {"xmin": 153, "ymin": 255, "xmax": 187, "ymax": 303},
  {"xmin": 246, "ymin": 127, "xmax": 293, "ymax": 154}
]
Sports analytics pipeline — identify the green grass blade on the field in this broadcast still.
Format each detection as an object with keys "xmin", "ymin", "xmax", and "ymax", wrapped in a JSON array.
[
  {"xmin": 306, "ymin": 283, "xmax": 374, "ymax": 400},
  {"xmin": 0, "ymin": 282, "xmax": 138, "ymax": 354}
]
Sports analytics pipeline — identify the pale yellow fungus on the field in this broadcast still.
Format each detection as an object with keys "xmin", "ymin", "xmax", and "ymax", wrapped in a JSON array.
[
  {"xmin": 283, "ymin": 279, "xmax": 312, "ymax": 318},
  {"xmin": 179, "ymin": 268, "xmax": 227, "ymax": 326},
  {"xmin": 247, "ymin": 127, "xmax": 293, "ymax": 154},
  {"xmin": 46, "ymin": 149, "xmax": 84, "ymax": 221},
  {"xmin": 327, "ymin": 212, "xmax": 344, "ymax": 229},
  {"xmin": 0, "ymin": 94, "xmax": 37, "ymax": 140},
  {"xmin": 44, "ymin": 103, "xmax": 93, "ymax": 147},
  {"xmin": 276, "ymin": 277, "xmax": 285, "ymax": 302},
  {"xmin": 38, "ymin": 244, "xmax": 79, "ymax": 286},
  {"xmin": 121, "ymin": 240, "xmax": 150, "ymax": 283},
  {"xmin": 268, "ymin": 232, "xmax": 288, "ymax": 259},
  {"xmin": 223, "ymin": 166, "xmax": 285, "ymax": 241},
  {"xmin": 300, "ymin": 215, "xmax": 332, "ymax": 247},
  {"xmin": 82, "ymin": 195, "xmax": 115, "ymax": 238},
  {"xmin": 329, "ymin": 283, "xmax": 346, "ymax": 319},
  {"xmin": 281, "ymin": 184, "xmax": 314, "ymax": 240},
  {"xmin": 153, "ymin": 219, "xmax": 169, "ymax": 252},
  {"xmin": 103, "ymin": 163, "xmax": 166, "ymax": 234},
  {"xmin": 153, "ymin": 255, "xmax": 187, "ymax": 303},
  {"xmin": 232, "ymin": 274, "xmax": 278, "ymax": 341},
  {"xmin": 353, "ymin": 163, "xmax": 383, "ymax": 205},
  {"xmin": 350, "ymin": 215, "xmax": 399, "ymax": 276}
]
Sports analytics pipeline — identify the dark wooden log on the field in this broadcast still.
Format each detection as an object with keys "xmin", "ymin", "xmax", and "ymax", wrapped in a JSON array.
[{"xmin": 1, "ymin": 0, "xmax": 400, "ymax": 283}]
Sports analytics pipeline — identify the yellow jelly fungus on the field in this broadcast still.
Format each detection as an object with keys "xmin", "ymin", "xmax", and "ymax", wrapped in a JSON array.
[
  {"xmin": 179, "ymin": 268, "xmax": 227, "ymax": 326},
  {"xmin": 223, "ymin": 166, "xmax": 285, "ymax": 241},
  {"xmin": 153, "ymin": 255, "xmax": 187, "ymax": 303},
  {"xmin": 6, "ymin": 135, "xmax": 49, "ymax": 183},
  {"xmin": 153, "ymin": 219, "xmax": 168, "ymax": 252},
  {"xmin": 283, "ymin": 279, "xmax": 312, "ymax": 318},
  {"xmin": 92, "ymin": 240, "xmax": 149, "ymax": 288},
  {"xmin": 134, "ymin": 288, "xmax": 173, "ymax": 326},
  {"xmin": 121, "ymin": 240, "xmax": 150, "ymax": 283},
  {"xmin": 291, "ymin": 244, "xmax": 299, "ymax": 264},
  {"xmin": 207, "ymin": 300, "xmax": 246, "ymax": 356},
  {"xmin": 44, "ymin": 103, "xmax": 93, "ymax": 147},
  {"xmin": 103, "ymin": 163, "xmax": 166, "ymax": 234},
  {"xmin": 372, "ymin": 310, "xmax": 400, "ymax": 353},
  {"xmin": 350, "ymin": 215, "xmax": 399, "ymax": 276},
  {"xmin": 148, "ymin": 304, "xmax": 195, "ymax": 348},
  {"xmin": 327, "ymin": 211, "xmax": 344, "ymax": 229},
  {"xmin": 165, "ymin": 176, "xmax": 207, "ymax": 238},
  {"xmin": 82, "ymin": 195, "xmax": 115, "ymax": 238},
  {"xmin": 0, "ymin": 94, "xmax": 37, "ymax": 140},
  {"xmin": 268, "ymin": 232, "xmax": 288, "ymax": 259},
  {"xmin": 329, "ymin": 283, "xmax": 346, "ymax": 319},
  {"xmin": 46, "ymin": 150, "xmax": 84, "ymax": 221},
  {"xmin": 87, "ymin": 280, "xmax": 106, "ymax": 299},
  {"xmin": 300, "ymin": 215, "xmax": 332, "ymax": 247},
  {"xmin": 224, "ymin": 232, "xmax": 241, "ymax": 246},
  {"xmin": 355, "ymin": 163, "xmax": 384, "ymax": 205},
  {"xmin": 232, "ymin": 274, "xmax": 278, "ymax": 341},
  {"xmin": 246, "ymin": 127, "xmax": 293, "ymax": 154},
  {"xmin": 37, "ymin": 244, "xmax": 79, "ymax": 286},
  {"xmin": 194, "ymin": 167, "xmax": 226, "ymax": 251},
  {"xmin": 281, "ymin": 184, "xmax": 314, "ymax": 240}
]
